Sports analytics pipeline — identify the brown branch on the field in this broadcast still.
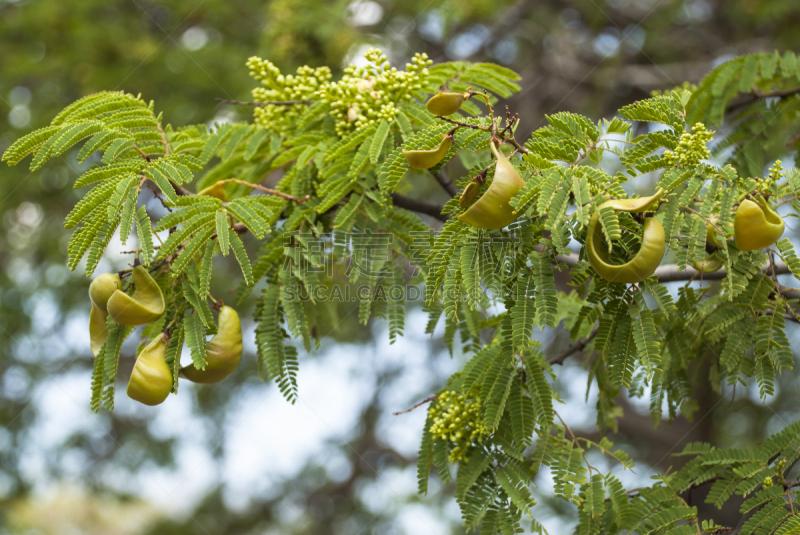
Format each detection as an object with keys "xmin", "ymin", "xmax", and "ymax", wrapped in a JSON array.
[
  {"xmin": 393, "ymin": 395, "xmax": 439, "ymax": 416},
  {"xmin": 390, "ymin": 193, "xmax": 448, "ymax": 221},
  {"xmin": 727, "ymin": 86, "xmax": 800, "ymax": 112},
  {"xmin": 547, "ymin": 324, "xmax": 599, "ymax": 365},
  {"xmin": 215, "ymin": 97, "xmax": 315, "ymax": 106},
  {"xmin": 221, "ymin": 178, "xmax": 310, "ymax": 203},
  {"xmin": 556, "ymin": 253, "xmax": 792, "ymax": 284},
  {"xmin": 435, "ymin": 115, "xmax": 489, "ymax": 131},
  {"xmin": 654, "ymin": 261, "xmax": 790, "ymax": 283},
  {"xmin": 434, "ymin": 168, "xmax": 459, "ymax": 197}
]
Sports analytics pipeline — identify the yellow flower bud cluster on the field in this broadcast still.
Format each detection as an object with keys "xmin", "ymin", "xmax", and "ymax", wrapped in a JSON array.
[
  {"xmin": 650, "ymin": 81, "xmax": 697, "ymax": 97},
  {"xmin": 247, "ymin": 57, "xmax": 332, "ymax": 132},
  {"xmin": 247, "ymin": 48, "xmax": 432, "ymax": 137},
  {"xmin": 766, "ymin": 159, "xmax": 784, "ymax": 190},
  {"xmin": 429, "ymin": 390, "xmax": 490, "ymax": 463},
  {"xmin": 317, "ymin": 48, "xmax": 432, "ymax": 136},
  {"xmin": 664, "ymin": 122, "xmax": 714, "ymax": 167}
]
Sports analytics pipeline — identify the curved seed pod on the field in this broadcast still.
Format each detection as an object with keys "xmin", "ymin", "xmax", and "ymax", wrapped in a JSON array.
[
  {"xmin": 127, "ymin": 335, "xmax": 172, "ymax": 406},
  {"xmin": 403, "ymin": 135, "xmax": 453, "ymax": 169},
  {"xmin": 181, "ymin": 306, "xmax": 243, "ymax": 384},
  {"xmin": 586, "ymin": 209, "xmax": 665, "ymax": 284},
  {"xmin": 459, "ymin": 181, "xmax": 481, "ymax": 209},
  {"xmin": 693, "ymin": 256, "xmax": 723, "ymax": 273},
  {"xmin": 89, "ymin": 303, "xmax": 109, "ymax": 358},
  {"xmin": 459, "ymin": 142, "xmax": 526, "ymax": 229},
  {"xmin": 426, "ymin": 86, "xmax": 467, "ymax": 116},
  {"xmin": 692, "ymin": 220, "xmax": 724, "ymax": 273},
  {"xmin": 706, "ymin": 216, "xmax": 724, "ymax": 249},
  {"xmin": 198, "ymin": 181, "xmax": 228, "ymax": 201},
  {"xmin": 89, "ymin": 273, "xmax": 121, "ymax": 313},
  {"xmin": 601, "ymin": 188, "xmax": 665, "ymax": 214},
  {"xmin": 734, "ymin": 195, "xmax": 784, "ymax": 251},
  {"xmin": 107, "ymin": 265, "xmax": 165, "ymax": 326}
]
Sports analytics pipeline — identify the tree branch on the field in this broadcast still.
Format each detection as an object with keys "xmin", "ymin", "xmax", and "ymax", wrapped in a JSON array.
[
  {"xmin": 215, "ymin": 97, "xmax": 315, "ymax": 106},
  {"xmin": 727, "ymin": 86, "xmax": 800, "ymax": 112},
  {"xmin": 434, "ymin": 169, "xmax": 459, "ymax": 197},
  {"xmin": 547, "ymin": 324, "xmax": 599, "ymax": 365},
  {"xmin": 654, "ymin": 261, "xmax": 790, "ymax": 282},
  {"xmin": 557, "ymin": 253, "xmax": 791, "ymax": 283},
  {"xmin": 390, "ymin": 193, "xmax": 448, "ymax": 221}
]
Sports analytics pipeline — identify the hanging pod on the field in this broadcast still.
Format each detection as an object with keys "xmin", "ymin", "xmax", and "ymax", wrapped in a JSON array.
[
  {"xmin": 127, "ymin": 335, "xmax": 172, "ymax": 406},
  {"xmin": 107, "ymin": 265, "xmax": 165, "ymax": 326},
  {"xmin": 585, "ymin": 190, "xmax": 666, "ymax": 284},
  {"xmin": 403, "ymin": 134, "xmax": 453, "ymax": 169},
  {"xmin": 459, "ymin": 181, "xmax": 481, "ymax": 209},
  {"xmin": 693, "ymin": 256, "xmax": 723, "ymax": 273},
  {"xmin": 181, "ymin": 306, "xmax": 243, "ymax": 384},
  {"xmin": 89, "ymin": 273, "xmax": 121, "ymax": 313},
  {"xmin": 734, "ymin": 195, "xmax": 784, "ymax": 251},
  {"xmin": 692, "ymin": 220, "xmax": 724, "ymax": 273},
  {"xmin": 426, "ymin": 86, "xmax": 468, "ymax": 116},
  {"xmin": 89, "ymin": 304, "xmax": 109, "ymax": 358},
  {"xmin": 458, "ymin": 141, "xmax": 526, "ymax": 229},
  {"xmin": 88, "ymin": 273, "xmax": 121, "ymax": 358},
  {"xmin": 198, "ymin": 181, "xmax": 228, "ymax": 201}
]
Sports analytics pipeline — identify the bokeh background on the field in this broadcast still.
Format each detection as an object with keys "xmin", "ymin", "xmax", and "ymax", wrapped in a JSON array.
[{"xmin": 2, "ymin": 0, "xmax": 800, "ymax": 533}]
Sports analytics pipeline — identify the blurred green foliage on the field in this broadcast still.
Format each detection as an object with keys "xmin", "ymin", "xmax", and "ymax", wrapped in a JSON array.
[{"xmin": 3, "ymin": 0, "xmax": 800, "ymax": 533}]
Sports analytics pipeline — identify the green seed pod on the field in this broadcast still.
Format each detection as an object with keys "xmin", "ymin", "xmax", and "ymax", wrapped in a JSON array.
[
  {"xmin": 734, "ymin": 195, "xmax": 784, "ymax": 251},
  {"xmin": 599, "ymin": 189, "xmax": 665, "ymax": 214},
  {"xmin": 403, "ymin": 135, "xmax": 452, "ymax": 169},
  {"xmin": 587, "ymin": 215, "xmax": 665, "ymax": 284},
  {"xmin": 107, "ymin": 265, "xmax": 165, "ymax": 326},
  {"xmin": 89, "ymin": 303, "xmax": 109, "ymax": 358},
  {"xmin": 426, "ymin": 86, "xmax": 467, "ymax": 116},
  {"xmin": 585, "ymin": 190, "xmax": 666, "ymax": 284},
  {"xmin": 458, "ymin": 142, "xmax": 526, "ymax": 229},
  {"xmin": 692, "ymin": 256, "xmax": 723, "ymax": 273},
  {"xmin": 459, "ymin": 181, "xmax": 481, "ymax": 209},
  {"xmin": 198, "ymin": 181, "xmax": 228, "ymax": 201},
  {"xmin": 89, "ymin": 273, "xmax": 121, "ymax": 313},
  {"xmin": 181, "ymin": 306, "xmax": 243, "ymax": 384},
  {"xmin": 692, "ymin": 220, "xmax": 724, "ymax": 273},
  {"xmin": 127, "ymin": 335, "xmax": 172, "ymax": 406}
]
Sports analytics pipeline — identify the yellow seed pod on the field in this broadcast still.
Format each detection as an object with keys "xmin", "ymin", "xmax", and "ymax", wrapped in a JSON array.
[
  {"xmin": 734, "ymin": 195, "xmax": 784, "ymax": 251},
  {"xmin": 89, "ymin": 273, "xmax": 121, "ymax": 313},
  {"xmin": 585, "ymin": 190, "xmax": 666, "ymax": 284},
  {"xmin": 403, "ymin": 135, "xmax": 452, "ymax": 169},
  {"xmin": 198, "ymin": 181, "xmax": 228, "ymax": 201},
  {"xmin": 89, "ymin": 303, "xmax": 109, "ymax": 358},
  {"xmin": 692, "ymin": 256, "xmax": 723, "ymax": 273},
  {"xmin": 426, "ymin": 86, "xmax": 468, "ymax": 116},
  {"xmin": 459, "ymin": 142, "xmax": 526, "ymax": 229},
  {"xmin": 181, "ymin": 306, "xmax": 243, "ymax": 384},
  {"xmin": 127, "ymin": 335, "xmax": 172, "ymax": 406},
  {"xmin": 587, "ymin": 216, "xmax": 665, "ymax": 284},
  {"xmin": 599, "ymin": 189, "xmax": 665, "ymax": 214},
  {"xmin": 692, "ymin": 220, "xmax": 724, "ymax": 273},
  {"xmin": 459, "ymin": 181, "xmax": 481, "ymax": 209},
  {"xmin": 107, "ymin": 265, "xmax": 165, "ymax": 326}
]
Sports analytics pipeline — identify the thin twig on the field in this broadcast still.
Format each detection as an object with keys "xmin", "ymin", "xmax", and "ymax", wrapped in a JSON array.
[
  {"xmin": 393, "ymin": 395, "xmax": 439, "ymax": 415},
  {"xmin": 436, "ymin": 115, "xmax": 489, "ymax": 131},
  {"xmin": 155, "ymin": 122, "xmax": 170, "ymax": 156},
  {"xmin": 221, "ymin": 178, "xmax": 310, "ymax": 203},
  {"xmin": 547, "ymin": 325, "xmax": 599, "ymax": 365},
  {"xmin": 215, "ymin": 97, "xmax": 315, "ymax": 106},
  {"xmin": 390, "ymin": 193, "xmax": 448, "ymax": 221},
  {"xmin": 131, "ymin": 143, "xmax": 151, "ymax": 162},
  {"xmin": 434, "ymin": 169, "xmax": 459, "ymax": 197},
  {"xmin": 682, "ymin": 206, "xmax": 725, "ymax": 235}
]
